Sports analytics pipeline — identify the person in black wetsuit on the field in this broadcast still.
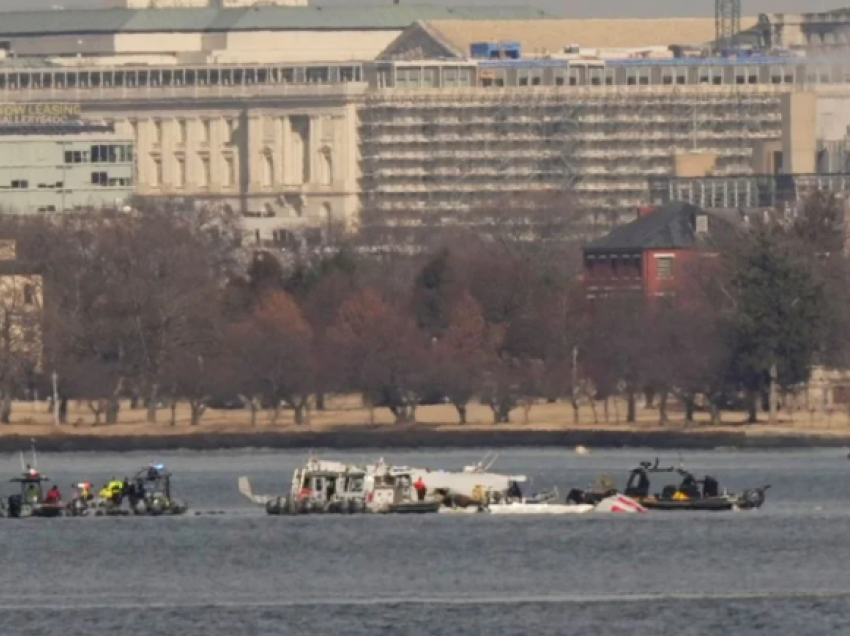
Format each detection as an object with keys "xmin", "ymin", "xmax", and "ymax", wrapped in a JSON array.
[{"xmin": 507, "ymin": 481, "xmax": 523, "ymax": 502}]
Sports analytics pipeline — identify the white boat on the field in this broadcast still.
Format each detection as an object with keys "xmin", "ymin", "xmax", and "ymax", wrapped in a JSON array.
[{"xmin": 238, "ymin": 455, "xmax": 529, "ymax": 515}]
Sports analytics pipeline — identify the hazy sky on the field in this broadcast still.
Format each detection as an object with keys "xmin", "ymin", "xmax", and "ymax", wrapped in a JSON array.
[{"xmin": 6, "ymin": 0, "xmax": 850, "ymax": 17}]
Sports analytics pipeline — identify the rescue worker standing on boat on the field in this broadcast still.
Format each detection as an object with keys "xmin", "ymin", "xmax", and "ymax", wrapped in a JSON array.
[{"xmin": 414, "ymin": 477, "xmax": 427, "ymax": 502}]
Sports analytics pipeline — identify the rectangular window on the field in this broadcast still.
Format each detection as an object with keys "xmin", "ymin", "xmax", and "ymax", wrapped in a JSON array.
[
  {"xmin": 200, "ymin": 119, "xmax": 210, "ymax": 144},
  {"xmin": 91, "ymin": 171, "xmax": 108, "ymax": 186},
  {"xmin": 175, "ymin": 157, "xmax": 185, "ymax": 188},
  {"xmin": 152, "ymin": 157, "xmax": 162, "ymax": 187},
  {"xmin": 23, "ymin": 284, "xmax": 35, "ymax": 305},
  {"xmin": 176, "ymin": 119, "xmax": 186, "ymax": 144},
  {"xmin": 224, "ymin": 156, "xmax": 235, "ymax": 187},
  {"xmin": 10, "ymin": 180, "xmax": 28, "ymax": 189},
  {"xmin": 656, "ymin": 257, "xmax": 674, "ymax": 279},
  {"xmin": 199, "ymin": 156, "xmax": 210, "ymax": 187},
  {"xmin": 152, "ymin": 119, "xmax": 162, "ymax": 144}
]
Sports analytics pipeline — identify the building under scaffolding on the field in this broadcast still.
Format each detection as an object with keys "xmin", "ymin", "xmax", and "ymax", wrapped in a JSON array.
[
  {"xmin": 359, "ymin": 62, "xmax": 784, "ymax": 227},
  {"xmin": 0, "ymin": 53, "xmax": 847, "ymax": 243}
]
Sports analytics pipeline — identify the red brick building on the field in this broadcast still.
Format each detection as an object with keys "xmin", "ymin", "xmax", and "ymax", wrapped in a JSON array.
[{"xmin": 583, "ymin": 202, "xmax": 735, "ymax": 299}]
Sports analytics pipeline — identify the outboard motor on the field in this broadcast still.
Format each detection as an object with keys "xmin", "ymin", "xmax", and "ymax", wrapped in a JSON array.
[
  {"xmin": 741, "ymin": 486, "xmax": 769, "ymax": 509},
  {"xmin": 7, "ymin": 495, "xmax": 21, "ymax": 519},
  {"xmin": 566, "ymin": 488, "xmax": 586, "ymax": 505}
]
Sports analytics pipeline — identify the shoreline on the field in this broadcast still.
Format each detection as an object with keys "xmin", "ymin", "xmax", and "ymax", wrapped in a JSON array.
[{"xmin": 1, "ymin": 427, "xmax": 849, "ymax": 453}]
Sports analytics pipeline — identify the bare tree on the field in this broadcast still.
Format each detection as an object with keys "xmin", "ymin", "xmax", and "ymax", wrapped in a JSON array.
[
  {"xmin": 328, "ymin": 289, "xmax": 428, "ymax": 424},
  {"xmin": 228, "ymin": 291, "xmax": 316, "ymax": 425}
]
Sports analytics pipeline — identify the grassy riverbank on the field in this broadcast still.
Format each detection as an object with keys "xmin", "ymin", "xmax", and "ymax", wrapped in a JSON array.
[{"xmin": 0, "ymin": 396, "xmax": 847, "ymax": 452}]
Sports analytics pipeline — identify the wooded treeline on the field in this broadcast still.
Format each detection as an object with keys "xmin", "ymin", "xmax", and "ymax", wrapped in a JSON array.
[{"xmin": 1, "ymin": 192, "xmax": 849, "ymax": 426}]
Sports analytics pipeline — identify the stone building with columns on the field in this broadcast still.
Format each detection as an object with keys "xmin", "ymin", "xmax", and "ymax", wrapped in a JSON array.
[{"xmin": 114, "ymin": 82, "xmax": 365, "ymax": 242}]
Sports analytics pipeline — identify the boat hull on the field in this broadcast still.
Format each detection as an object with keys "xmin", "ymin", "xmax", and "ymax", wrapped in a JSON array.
[
  {"xmin": 486, "ymin": 503, "xmax": 594, "ymax": 515},
  {"xmin": 639, "ymin": 498, "xmax": 737, "ymax": 512},
  {"xmin": 383, "ymin": 501, "xmax": 441, "ymax": 514}
]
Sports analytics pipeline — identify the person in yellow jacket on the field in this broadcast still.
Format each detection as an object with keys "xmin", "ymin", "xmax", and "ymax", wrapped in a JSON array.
[
  {"xmin": 98, "ymin": 484, "xmax": 111, "ymax": 500},
  {"xmin": 107, "ymin": 478, "xmax": 125, "ymax": 505}
]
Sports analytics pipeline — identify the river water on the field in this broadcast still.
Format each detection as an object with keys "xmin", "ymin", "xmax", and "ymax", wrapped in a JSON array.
[{"xmin": 0, "ymin": 448, "xmax": 849, "ymax": 636}]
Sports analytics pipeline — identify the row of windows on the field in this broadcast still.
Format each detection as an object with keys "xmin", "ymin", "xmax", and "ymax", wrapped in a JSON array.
[
  {"xmin": 391, "ymin": 63, "xmax": 850, "ymax": 89},
  {"xmin": 4, "ymin": 61, "xmax": 850, "ymax": 93},
  {"xmin": 91, "ymin": 172, "xmax": 132, "ymax": 187},
  {"xmin": 0, "ymin": 65, "xmax": 362, "ymax": 91},
  {"xmin": 0, "ymin": 175, "xmax": 130, "ymax": 190},
  {"xmin": 65, "ymin": 145, "xmax": 134, "ymax": 165},
  {"xmin": 585, "ymin": 254, "xmax": 675, "ymax": 281}
]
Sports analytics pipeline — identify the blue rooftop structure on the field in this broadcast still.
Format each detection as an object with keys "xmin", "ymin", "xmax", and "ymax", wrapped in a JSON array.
[{"xmin": 470, "ymin": 42, "xmax": 522, "ymax": 60}]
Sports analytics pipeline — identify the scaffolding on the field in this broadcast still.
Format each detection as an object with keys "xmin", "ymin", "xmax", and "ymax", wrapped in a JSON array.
[
  {"xmin": 716, "ymin": 0, "xmax": 742, "ymax": 51},
  {"xmin": 358, "ymin": 89, "xmax": 579, "ymax": 223},
  {"xmin": 358, "ymin": 85, "xmax": 783, "ymax": 227}
]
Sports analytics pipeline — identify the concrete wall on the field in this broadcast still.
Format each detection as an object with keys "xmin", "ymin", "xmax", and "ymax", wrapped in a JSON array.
[
  {"xmin": 114, "ymin": 33, "xmax": 207, "ymax": 54},
  {"xmin": 109, "ymin": 0, "xmax": 210, "ymax": 7},
  {"xmin": 673, "ymin": 152, "xmax": 717, "ymax": 178},
  {"xmin": 816, "ymin": 95, "xmax": 850, "ymax": 143},
  {"xmin": 9, "ymin": 31, "xmax": 399, "ymax": 64},
  {"xmin": 9, "ymin": 35, "xmax": 117, "ymax": 57},
  {"xmin": 781, "ymin": 91, "xmax": 817, "ymax": 175},
  {"xmin": 221, "ymin": 32, "xmax": 401, "ymax": 62}
]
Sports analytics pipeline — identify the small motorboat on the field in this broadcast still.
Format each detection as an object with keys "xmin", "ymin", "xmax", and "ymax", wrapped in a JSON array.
[
  {"xmin": 128, "ymin": 464, "xmax": 188, "ymax": 516},
  {"xmin": 570, "ymin": 459, "xmax": 769, "ymax": 512},
  {"xmin": 6, "ymin": 470, "xmax": 65, "ymax": 518},
  {"xmin": 4, "ymin": 446, "xmax": 65, "ymax": 518}
]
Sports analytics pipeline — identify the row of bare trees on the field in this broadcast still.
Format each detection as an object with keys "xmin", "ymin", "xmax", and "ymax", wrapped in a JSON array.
[{"xmin": 1, "ymin": 192, "xmax": 848, "ymax": 426}]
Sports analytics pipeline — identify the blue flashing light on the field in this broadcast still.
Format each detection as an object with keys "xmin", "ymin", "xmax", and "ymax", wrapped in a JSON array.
[{"xmin": 154, "ymin": 463, "xmax": 165, "ymax": 471}]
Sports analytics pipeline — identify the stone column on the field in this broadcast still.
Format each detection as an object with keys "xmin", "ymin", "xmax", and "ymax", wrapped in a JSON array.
[
  {"xmin": 246, "ymin": 113, "xmax": 263, "ymax": 191},
  {"xmin": 308, "ymin": 115, "xmax": 320, "ymax": 184},
  {"xmin": 281, "ymin": 115, "xmax": 292, "ymax": 185}
]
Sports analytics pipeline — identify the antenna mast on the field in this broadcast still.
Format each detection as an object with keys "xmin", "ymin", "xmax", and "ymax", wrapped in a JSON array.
[{"xmin": 715, "ymin": 0, "xmax": 742, "ymax": 52}]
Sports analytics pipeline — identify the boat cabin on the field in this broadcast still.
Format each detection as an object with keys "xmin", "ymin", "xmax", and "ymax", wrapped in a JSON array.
[
  {"xmin": 624, "ymin": 461, "xmax": 720, "ymax": 500},
  {"xmin": 291, "ymin": 459, "xmax": 370, "ymax": 505},
  {"xmin": 134, "ymin": 464, "xmax": 174, "ymax": 501},
  {"xmin": 10, "ymin": 472, "xmax": 49, "ymax": 504}
]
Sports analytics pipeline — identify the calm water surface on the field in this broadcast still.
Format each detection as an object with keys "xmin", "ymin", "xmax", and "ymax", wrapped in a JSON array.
[{"xmin": 0, "ymin": 448, "xmax": 849, "ymax": 636}]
